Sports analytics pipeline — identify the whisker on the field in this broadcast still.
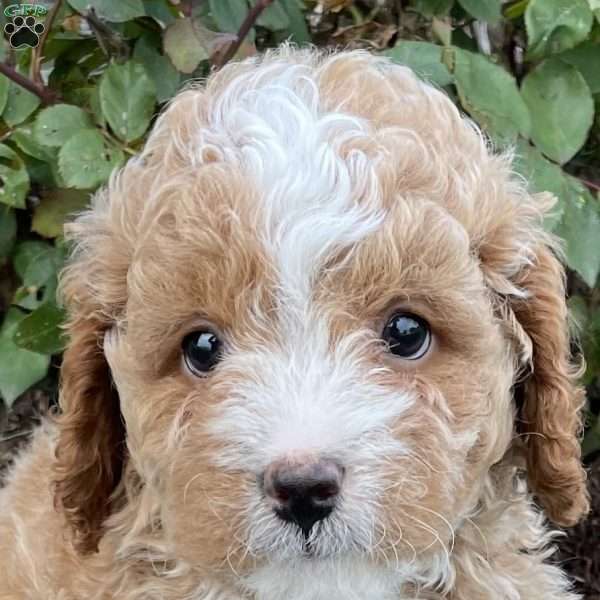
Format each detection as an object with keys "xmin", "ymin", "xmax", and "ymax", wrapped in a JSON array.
[
  {"xmin": 397, "ymin": 502, "xmax": 456, "ymax": 555},
  {"xmin": 395, "ymin": 506, "xmax": 450, "ymax": 568},
  {"xmin": 466, "ymin": 517, "xmax": 490, "ymax": 562},
  {"xmin": 182, "ymin": 472, "xmax": 205, "ymax": 505}
]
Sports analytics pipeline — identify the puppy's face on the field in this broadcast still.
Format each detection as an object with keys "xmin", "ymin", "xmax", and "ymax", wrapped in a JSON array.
[
  {"xmin": 54, "ymin": 51, "xmax": 587, "ymax": 586},
  {"xmin": 114, "ymin": 168, "xmax": 503, "ymax": 571}
]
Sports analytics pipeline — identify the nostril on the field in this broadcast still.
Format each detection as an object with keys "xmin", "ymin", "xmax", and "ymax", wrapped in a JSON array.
[
  {"xmin": 273, "ymin": 481, "xmax": 291, "ymax": 502},
  {"xmin": 310, "ymin": 481, "xmax": 340, "ymax": 502},
  {"xmin": 262, "ymin": 457, "xmax": 344, "ymax": 535}
]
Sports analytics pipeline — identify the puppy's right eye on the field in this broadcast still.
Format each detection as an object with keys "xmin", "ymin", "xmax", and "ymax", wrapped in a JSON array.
[
  {"xmin": 382, "ymin": 312, "xmax": 431, "ymax": 360},
  {"xmin": 182, "ymin": 330, "xmax": 222, "ymax": 376}
]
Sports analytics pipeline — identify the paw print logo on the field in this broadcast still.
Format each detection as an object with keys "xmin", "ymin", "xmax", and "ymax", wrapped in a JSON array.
[{"xmin": 4, "ymin": 16, "xmax": 44, "ymax": 49}]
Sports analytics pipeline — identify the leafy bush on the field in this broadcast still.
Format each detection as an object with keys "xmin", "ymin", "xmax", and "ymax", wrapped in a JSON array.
[{"xmin": 0, "ymin": 0, "xmax": 598, "ymax": 453}]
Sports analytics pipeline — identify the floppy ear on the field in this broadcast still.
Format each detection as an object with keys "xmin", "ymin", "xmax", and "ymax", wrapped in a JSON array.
[
  {"xmin": 512, "ymin": 243, "xmax": 589, "ymax": 526},
  {"xmin": 53, "ymin": 314, "xmax": 125, "ymax": 554},
  {"xmin": 52, "ymin": 188, "xmax": 132, "ymax": 554}
]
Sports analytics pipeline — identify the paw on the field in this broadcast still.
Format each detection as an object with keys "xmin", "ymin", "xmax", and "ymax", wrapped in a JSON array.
[{"xmin": 4, "ymin": 16, "xmax": 45, "ymax": 49}]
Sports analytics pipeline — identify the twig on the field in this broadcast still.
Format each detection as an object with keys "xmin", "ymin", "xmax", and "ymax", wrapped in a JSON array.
[
  {"xmin": 0, "ymin": 62, "xmax": 59, "ymax": 104},
  {"xmin": 79, "ymin": 8, "xmax": 130, "ymax": 60},
  {"xmin": 579, "ymin": 178, "xmax": 600, "ymax": 193},
  {"xmin": 31, "ymin": 0, "xmax": 63, "ymax": 86},
  {"xmin": 211, "ymin": 0, "xmax": 275, "ymax": 69}
]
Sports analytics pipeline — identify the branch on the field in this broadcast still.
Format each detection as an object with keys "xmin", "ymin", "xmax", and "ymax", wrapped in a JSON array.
[
  {"xmin": 0, "ymin": 63, "xmax": 59, "ymax": 105},
  {"xmin": 211, "ymin": 0, "xmax": 274, "ymax": 69},
  {"xmin": 32, "ymin": 0, "xmax": 63, "ymax": 86},
  {"xmin": 579, "ymin": 177, "xmax": 600, "ymax": 193},
  {"xmin": 79, "ymin": 8, "xmax": 130, "ymax": 60}
]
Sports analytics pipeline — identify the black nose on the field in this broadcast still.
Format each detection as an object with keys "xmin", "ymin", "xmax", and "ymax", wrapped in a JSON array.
[{"xmin": 263, "ymin": 458, "xmax": 344, "ymax": 537}]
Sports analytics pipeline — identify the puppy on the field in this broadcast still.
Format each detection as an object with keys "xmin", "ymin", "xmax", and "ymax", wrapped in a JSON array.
[{"xmin": 0, "ymin": 47, "xmax": 588, "ymax": 600}]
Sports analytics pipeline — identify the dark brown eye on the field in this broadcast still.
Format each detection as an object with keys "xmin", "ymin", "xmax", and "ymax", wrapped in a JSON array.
[
  {"xmin": 182, "ymin": 330, "xmax": 222, "ymax": 375},
  {"xmin": 382, "ymin": 313, "xmax": 431, "ymax": 360}
]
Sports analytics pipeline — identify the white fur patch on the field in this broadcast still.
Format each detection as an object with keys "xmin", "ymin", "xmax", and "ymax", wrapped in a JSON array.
[
  {"xmin": 242, "ymin": 558, "xmax": 405, "ymax": 600},
  {"xmin": 197, "ymin": 58, "xmax": 387, "ymax": 299}
]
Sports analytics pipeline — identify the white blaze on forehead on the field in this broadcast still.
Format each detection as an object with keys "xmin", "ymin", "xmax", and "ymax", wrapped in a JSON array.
[
  {"xmin": 199, "ymin": 57, "xmax": 387, "ymax": 298},
  {"xmin": 198, "ymin": 56, "xmax": 409, "ymax": 468}
]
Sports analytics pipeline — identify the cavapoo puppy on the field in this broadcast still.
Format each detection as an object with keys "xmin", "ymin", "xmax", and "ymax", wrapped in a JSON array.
[{"xmin": 0, "ymin": 47, "xmax": 589, "ymax": 600}]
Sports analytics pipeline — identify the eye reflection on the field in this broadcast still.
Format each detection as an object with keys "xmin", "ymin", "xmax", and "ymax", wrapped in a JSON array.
[
  {"xmin": 182, "ymin": 330, "xmax": 222, "ymax": 375},
  {"xmin": 382, "ymin": 313, "xmax": 431, "ymax": 360}
]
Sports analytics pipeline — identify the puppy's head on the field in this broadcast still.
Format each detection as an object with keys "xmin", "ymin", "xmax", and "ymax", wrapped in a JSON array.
[{"xmin": 53, "ymin": 49, "xmax": 588, "ymax": 579}]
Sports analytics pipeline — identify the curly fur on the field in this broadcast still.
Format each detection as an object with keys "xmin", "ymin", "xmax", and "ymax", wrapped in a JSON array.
[{"xmin": 0, "ymin": 47, "xmax": 588, "ymax": 599}]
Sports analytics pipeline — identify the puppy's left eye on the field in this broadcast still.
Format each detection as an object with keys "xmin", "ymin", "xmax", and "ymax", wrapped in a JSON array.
[
  {"xmin": 382, "ymin": 313, "xmax": 431, "ymax": 360},
  {"xmin": 182, "ymin": 330, "xmax": 222, "ymax": 375}
]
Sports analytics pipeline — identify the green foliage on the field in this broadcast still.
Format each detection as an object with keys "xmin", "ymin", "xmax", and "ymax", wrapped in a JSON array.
[
  {"xmin": 0, "ymin": 0, "xmax": 598, "ymax": 454},
  {"xmin": 452, "ymin": 48, "xmax": 531, "ymax": 141},
  {"xmin": 521, "ymin": 58, "xmax": 593, "ymax": 164},
  {"xmin": 0, "ymin": 144, "xmax": 29, "ymax": 208},
  {"xmin": 162, "ymin": 18, "xmax": 209, "ymax": 74},
  {"xmin": 525, "ymin": 0, "xmax": 593, "ymax": 58},
  {"xmin": 58, "ymin": 129, "xmax": 124, "ymax": 188},
  {"xmin": 33, "ymin": 104, "xmax": 93, "ymax": 147},
  {"xmin": 457, "ymin": 0, "xmax": 502, "ymax": 23},
  {"xmin": 0, "ymin": 308, "xmax": 50, "ymax": 406},
  {"xmin": 385, "ymin": 42, "xmax": 453, "ymax": 86}
]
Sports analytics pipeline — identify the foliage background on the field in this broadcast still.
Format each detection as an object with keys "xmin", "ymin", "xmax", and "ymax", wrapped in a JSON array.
[{"xmin": 0, "ymin": 0, "xmax": 599, "ymax": 590}]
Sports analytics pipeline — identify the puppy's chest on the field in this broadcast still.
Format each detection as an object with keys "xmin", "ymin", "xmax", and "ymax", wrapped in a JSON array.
[
  {"xmin": 193, "ymin": 580, "xmax": 433, "ymax": 600},
  {"xmin": 220, "ymin": 562, "xmax": 413, "ymax": 600}
]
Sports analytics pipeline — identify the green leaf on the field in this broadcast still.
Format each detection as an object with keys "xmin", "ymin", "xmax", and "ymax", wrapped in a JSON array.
[
  {"xmin": 504, "ymin": 0, "xmax": 529, "ymax": 19},
  {"xmin": 410, "ymin": 0, "xmax": 454, "ymax": 17},
  {"xmin": 525, "ymin": 0, "xmax": 593, "ymax": 58},
  {"xmin": 0, "ymin": 308, "xmax": 50, "ymax": 406},
  {"xmin": 59, "ymin": 129, "xmax": 124, "ymax": 189},
  {"xmin": 25, "ymin": 155, "xmax": 61, "ymax": 188},
  {"xmin": 13, "ymin": 302, "xmax": 67, "ymax": 355},
  {"xmin": 513, "ymin": 140, "xmax": 567, "ymax": 230},
  {"xmin": 143, "ymin": 0, "xmax": 176, "ymax": 25},
  {"xmin": 13, "ymin": 241, "xmax": 63, "ymax": 310},
  {"xmin": 255, "ymin": 0, "xmax": 290, "ymax": 29},
  {"xmin": 2, "ymin": 83, "xmax": 40, "ymax": 126},
  {"xmin": 99, "ymin": 61, "xmax": 156, "ymax": 142},
  {"xmin": 0, "ymin": 75, "xmax": 10, "ymax": 116},
  {"xmin": 386, "ymin": 41, "xmax": 453, "ymax": 87},
  {"xmin": 11, "ymin": 126, "xmax": 56, "ymax": 162},
  {"xmin": 0, "ymin": 144, "xmax": 29, "ymax": 208},
  {"xmin": 0, "ymin": 75, "xmax": 11, "ymax": 114},
  {"xmin": 569, "ymin": 295, "xmax": 600, "ymax": 385},
  {"xmin": 33, "ymin": 104, "xmax": 94, "ymax": 148},
  {"xmin": 521, "ymin": 58, "xmax": 593, "ymax": 164},
  {"xmin": 457, "ymin": 0, "xmax": 501, "ymax": 22},
  {"xmin": 67, "ymin": 0, "xmax": 145, "ymax": 22},
  {"xmin": 554, "ymin": 186, "xmax": 600, "ymax": 287},
  {"xmin": 163, "ymin": 18, "xmax": 210, "ymax": 75},
  {"xmin": 0, "ymin": 206, "xmax": 16, "ymax": 258},
  {"xmin": 515, "ymin": 142, "xmax": 600, "ymax": 287},
  {"xmin": 280, "ymin": 0, "xmax": 310, "ymax": 43},
  {"xmin": 13, "ymin": 241, "xmax": 60, "ymax": 287},
  {"xmin": 134, "ymin": 36, "xmax": 180, "ymax": 102},
  {"xmin": 558, "ymin": 41, "xmax": 600, "ymax": 93},
  {"xmin": 210, "ymin": 0, "xmax": 248, "ymax": 33},
  {"xmin": 452, "ymin": 48, "xmax": 531, "ymax": 141},
  {"xmin": 32, "ymin": 189, "xmax": 90, "ymax": 238},
  {"xmin": 589, "ymin": 0, "xmax": 600, "ymax": 21}
]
